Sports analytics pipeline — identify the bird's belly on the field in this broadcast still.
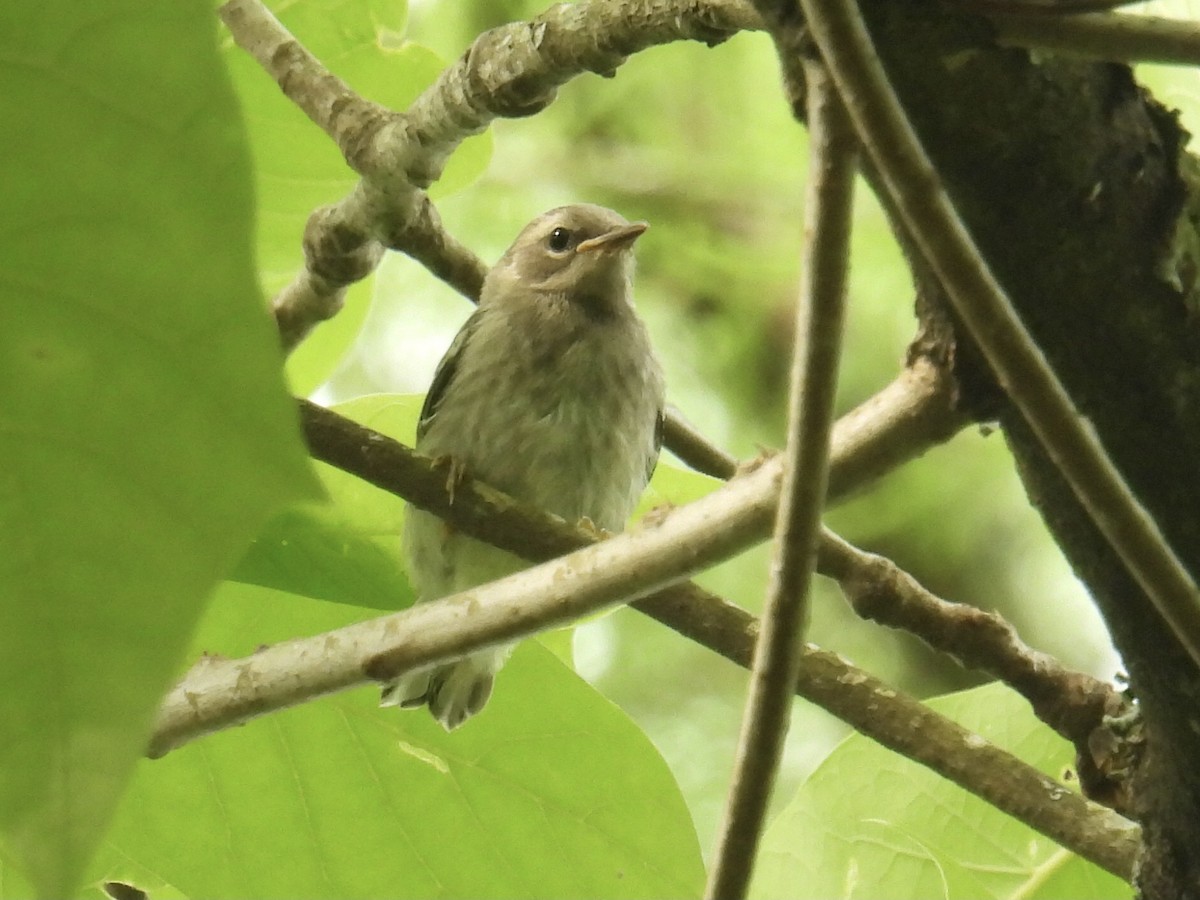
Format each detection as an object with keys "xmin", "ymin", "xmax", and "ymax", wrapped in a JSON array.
[
  {"xmin": 466, "ymin": 395, "xmax": 645, "ymax": 530},
  {"xmin": 403, "ymin": 396, "xmax": 644, "ymax": 601}
]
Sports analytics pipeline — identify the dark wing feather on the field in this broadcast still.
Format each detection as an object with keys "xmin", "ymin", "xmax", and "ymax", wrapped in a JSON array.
[
  {"xmin": 417, "ymin": 308, "xmax": 486, "ymax": 442},
  {"xmin": 645, "ymin": 407, "xmax": 665, "ymax": 484}
]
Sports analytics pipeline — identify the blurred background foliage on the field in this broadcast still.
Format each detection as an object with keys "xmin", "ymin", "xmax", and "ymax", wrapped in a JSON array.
[{"xmin": 283, "ymin": 0, "xmax": 1200, "ymax": 852}]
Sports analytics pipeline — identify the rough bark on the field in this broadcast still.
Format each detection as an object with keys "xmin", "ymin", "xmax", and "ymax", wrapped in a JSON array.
[{"xmin": 862, "ymin": 2, "xmax": 1200, "ymax": 894}]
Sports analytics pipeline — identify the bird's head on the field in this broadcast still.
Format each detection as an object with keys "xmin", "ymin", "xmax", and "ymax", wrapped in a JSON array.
[{"xmin": 487, "ymin": 204, "xmax": 648, "ymax": 317}]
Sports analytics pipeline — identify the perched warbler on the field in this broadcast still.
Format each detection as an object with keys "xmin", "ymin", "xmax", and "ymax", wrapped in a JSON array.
[{"xmin": 382, "ymin": 204, "xmax": 667, "ymax": 730}]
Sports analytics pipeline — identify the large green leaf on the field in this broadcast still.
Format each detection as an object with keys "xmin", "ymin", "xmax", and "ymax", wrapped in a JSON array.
[
  {"xmin": 221, "ymin": 0, "xmax": 492, "ymax": 394},
  {"xmin": 86, "ymin": 583, "xmax": 704, "ymax": 899},
  {"xmin": 0, "ymin": 2, "xmax": 320, "ymax": 895},
  {"xmin": 750, "ymin": 682, "xmax": 1130, "ymax": 899}
]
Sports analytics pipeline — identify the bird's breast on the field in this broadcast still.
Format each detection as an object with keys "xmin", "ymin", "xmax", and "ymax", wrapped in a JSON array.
[{"xmin": 417, "ymin": 314, "xmax": 663, "ymax": 530}]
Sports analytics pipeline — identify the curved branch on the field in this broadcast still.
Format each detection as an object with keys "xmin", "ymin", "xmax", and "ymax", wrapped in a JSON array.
[
  {"xmin": 399, "ymin": 0, "xmax": 761, "ymax": 181},
  {"xmin": 661, "ymin": 406, "xmax": 740, "ymax": 480}
]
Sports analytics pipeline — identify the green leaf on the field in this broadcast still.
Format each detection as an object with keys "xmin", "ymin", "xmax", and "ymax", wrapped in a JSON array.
[
  {"xmin": 231, "ymin": 500, "xmax": 413, "ymax": 610},
  {"xmin": 0, "ymin": 3, "xmax": 321, "ymax": 895},
  {"xmin": 750, "ymin": 682, "xmax": 1130, "ymax": 900},
  {"xmin": 222, "ymin": 0, "xmax": 492, "ymax": 393},
  {"xmin": 285, "ymin": 280, "xmax": 376, "ymax": 397},
  {"xmin": 88, "ymin": 583, "xmax": 705, "ymax": 899}
]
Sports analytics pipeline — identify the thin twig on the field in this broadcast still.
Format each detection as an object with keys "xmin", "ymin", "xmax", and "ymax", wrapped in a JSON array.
[
  {"xmin": 991, "ymin": 12, "xmax": 1200, "ymax": 66},
  {"xmin": 707, "ymin": 60, "xmax": 858, "ymax": 900},
  {"xmin": 661, "ymin": 405, "xmax": 740, "ymax": 480},
  {"xmin": 959, "ymin": 0, "xmax": 1145, "ymax": 14},
  {"xmin": 796, "ymin": 0, "xmax": 1200, "ymax": 670},
  {"xmin": 817, "ymin": 530, "xmax": 1124, "ymax": 751},
  {"xmin": 217, "ymin": 0, "xmax": 392, "ymax": 160},
  {"xmin": 797, "ymin": 649, "xmax": 1139, "ymax": 879}
]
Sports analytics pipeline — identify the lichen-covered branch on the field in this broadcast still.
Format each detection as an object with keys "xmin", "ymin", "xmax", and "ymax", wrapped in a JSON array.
[{"xmin": 400, "ymin": 0, "xmax": 761, "ymax": 179}]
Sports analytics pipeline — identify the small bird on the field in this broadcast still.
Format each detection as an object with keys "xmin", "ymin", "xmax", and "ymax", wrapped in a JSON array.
[{"xmin": 382, "ymin": 204, "xmax": 667, "ymax": 730}]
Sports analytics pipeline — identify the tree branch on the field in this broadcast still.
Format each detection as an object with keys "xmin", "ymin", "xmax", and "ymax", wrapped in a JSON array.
[
  {"xmin": 154, "ymin": 365, "xmax": 956, "ymax": 743},
  {"xmin": 708, "ymin": 58, "xmax": 857, "ymax": 900},
  {"xmin": 220, "ymin": 0, "xmax": 758, "ymax": 472},
  {"xmin": 990, "ymin": 12, "xmax": 1200, "ymax": 66},
  {"xmin": 795, "ymin": 0, "xmax": 1200, "ymax": 671},
  {"xmin": 147, "ymin": 373, "xmax": 1139, "ymax": 876},
  {"xmin": 661, "ymin": 405, "xmax": 740, "ymax": 480},
  {"xmin": 216, "ymin": 0, "xmax": 756, "ymax": 345},
  {"xmin": 153, "ymin": 407, "xmax": 1139, "ymax": 879},
  {"xmin": 817, "ymin": 530, "xmax": 1127, "ymax": 758},
  {"xmin": 797, "ymin": 647, "xmax": 1140, "ymax": 880},
  {"xmin": 152, "ymin": 447, "xmax": 778, "ymax": 758}
]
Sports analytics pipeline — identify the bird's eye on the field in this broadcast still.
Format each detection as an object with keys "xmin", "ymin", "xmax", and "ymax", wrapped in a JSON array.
[{"xmin": 547, "ymin": 227, "xmax": 573, "ymax": 253}]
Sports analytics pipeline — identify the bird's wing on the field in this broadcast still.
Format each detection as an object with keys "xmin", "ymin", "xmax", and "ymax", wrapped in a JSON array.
[
  {"xmin": 417, "ymin": 307, "xmax": 486, "ymax": 442},
  {"xmin": 645, "ymin": 407, "xmax": 665, "ymax": 485}
]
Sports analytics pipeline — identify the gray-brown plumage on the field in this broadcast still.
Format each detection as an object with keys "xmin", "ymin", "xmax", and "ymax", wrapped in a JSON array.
[{"xmin": 382, "ymin": 204, "xmax": 666, "ymax": 730}]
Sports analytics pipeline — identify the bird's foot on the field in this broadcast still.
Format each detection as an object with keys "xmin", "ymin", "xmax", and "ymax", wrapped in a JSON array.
[
  {"xmin": 639, "ymin": 501, "xmax": 676, "ymax": 528},
  {"xmin": 380, "ymin": 669, "xmax": 432, "ymax": 709},
  {"xmin": 735, "ymin": 446, "xmax": 777, "ymax": 477},
  {"xmin": 433, "ymin": 454, "xmax": 470, "ymax": 505},
  {"xmin": 382, "ymin": 647, "xmax": 512, "ymax": 731},
  {"xmin": 575, "ymin": 515, "xmax": 609, "ymax": 541}
]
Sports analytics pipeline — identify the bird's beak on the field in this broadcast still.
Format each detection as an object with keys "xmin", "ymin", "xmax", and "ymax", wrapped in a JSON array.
[{"xmin": 576, "ymin": 222, "xmax": 648, "ymax": 254}]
